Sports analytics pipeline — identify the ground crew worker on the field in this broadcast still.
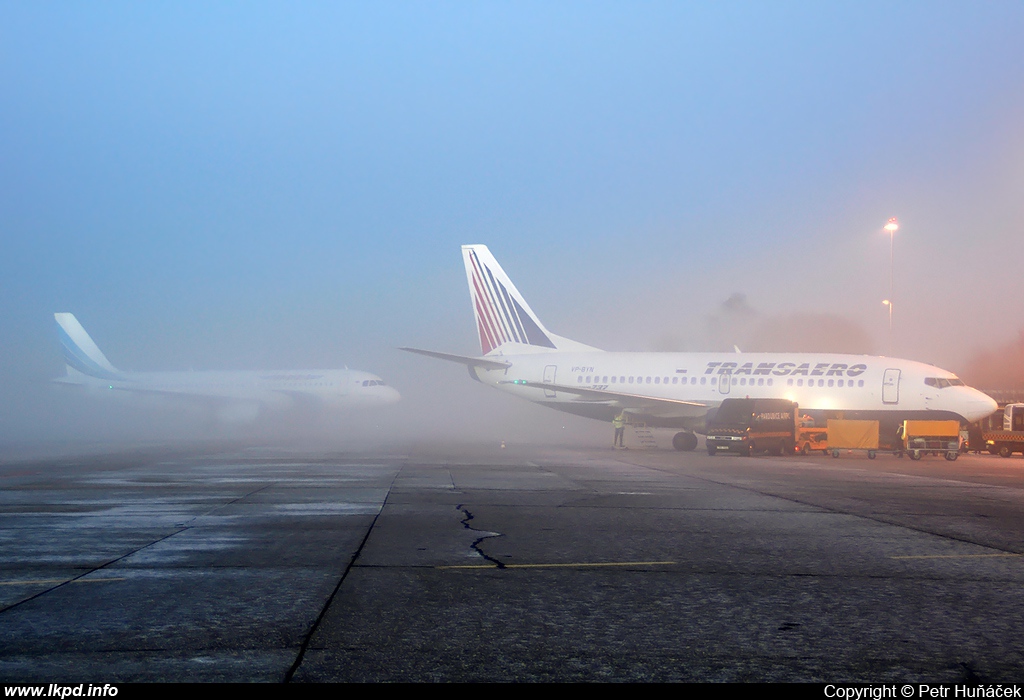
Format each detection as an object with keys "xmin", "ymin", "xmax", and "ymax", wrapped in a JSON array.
[{"xmin": 612, "ymin": 412, "xmax": 626, "ymax": 448}]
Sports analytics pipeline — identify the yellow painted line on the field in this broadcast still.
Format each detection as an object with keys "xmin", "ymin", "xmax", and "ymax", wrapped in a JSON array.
[
  {"xmin": 0, "ymin": 578, "xmax": 127, "ymax": 586},
  {"xmin": 890, "ymin": 554, "xmax": 1022, "ymax": 560},
  {"xmin": 439, "ymin": 560, "xmax": 677, "ymax": 570}
]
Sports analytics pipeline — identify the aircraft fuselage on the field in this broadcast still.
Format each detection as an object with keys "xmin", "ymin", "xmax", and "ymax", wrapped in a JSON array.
[{"xmin": 469, "ymin": 350, "xmax": 996, "ymax": 432}]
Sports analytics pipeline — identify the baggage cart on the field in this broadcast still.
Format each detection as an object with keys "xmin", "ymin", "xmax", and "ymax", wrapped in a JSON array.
[{"xmin": 828, "ymin": 419, "xmax": 881, "ymax": 459}]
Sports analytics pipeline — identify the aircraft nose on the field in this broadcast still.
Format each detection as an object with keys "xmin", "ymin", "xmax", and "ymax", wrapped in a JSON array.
[
  {"xmin": 964, "ymin": 389, "xmax": 998, "ymax": 422},
  {"xmin": 979, "ymin": 391, "xmax": 998, "ymax": 416},
  {"xmin": 379, "ymin": 386, "xmax": 401, "ymax": 404}
]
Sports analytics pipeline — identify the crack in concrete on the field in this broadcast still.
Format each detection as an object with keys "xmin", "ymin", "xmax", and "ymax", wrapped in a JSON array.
[{"xmin": 457, "ymin": 503, "xmax": 505, "ymax": 569}]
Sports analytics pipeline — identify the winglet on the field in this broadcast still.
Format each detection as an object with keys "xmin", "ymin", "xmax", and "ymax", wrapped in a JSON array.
[{"xmin": 54, "ymin": 313, "xmax": 122, "ymax": 380}]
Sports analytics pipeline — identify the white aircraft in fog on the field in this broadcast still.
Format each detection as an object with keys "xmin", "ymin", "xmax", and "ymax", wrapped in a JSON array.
[
  {"xmin": 54, "ymin": 313, "xmax": 399, "ymax": 421},
  {"xmin": 402, "ymin": 245, "xmax": 996, "ymax": 450}
]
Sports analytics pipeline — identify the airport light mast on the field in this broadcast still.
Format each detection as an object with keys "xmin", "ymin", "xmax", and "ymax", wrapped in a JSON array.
[{"xmin": 883, "ymin": 217, "xmax": 899, "ymax": 355}]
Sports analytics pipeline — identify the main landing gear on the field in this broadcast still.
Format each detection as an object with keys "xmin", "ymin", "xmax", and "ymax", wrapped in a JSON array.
[{"xmin": 672, "ymin": 432, "xmax": 698, "ymax": 452}]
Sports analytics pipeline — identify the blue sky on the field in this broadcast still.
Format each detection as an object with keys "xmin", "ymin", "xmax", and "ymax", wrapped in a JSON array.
[{"xmin": 2, "ymin": 2, "xmax": 1023, "ymax": 443}]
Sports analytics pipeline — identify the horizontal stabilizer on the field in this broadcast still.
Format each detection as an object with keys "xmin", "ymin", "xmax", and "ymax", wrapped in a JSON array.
[{"xmin": 399, "ymin": 347, "xmax": 512, "ymax": 370}]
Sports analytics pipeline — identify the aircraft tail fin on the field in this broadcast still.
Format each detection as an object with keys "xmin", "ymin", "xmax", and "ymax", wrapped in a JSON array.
[
  {"xmin": 54, "ymin": 313, "xmax": 122, "ymax": 380},
  {"xmin": 461, "ymin": 245, "xmax": 598, "ymax": 354}
]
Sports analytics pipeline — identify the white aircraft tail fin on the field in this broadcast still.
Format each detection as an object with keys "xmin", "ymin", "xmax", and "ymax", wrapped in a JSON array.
[
  {"xmin": 54, "ymin": 313, "xmax": 122, "ymax": 380},
  {"xmin": 461, "ymin": 245, "xmax": 599, "ymax": 355}
]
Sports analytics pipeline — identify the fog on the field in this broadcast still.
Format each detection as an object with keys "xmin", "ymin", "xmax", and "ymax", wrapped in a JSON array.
[
  {"xmin": 2, "ymin": 3, "xmax": 1023, "ymax": 453},
  {"xmin": 962, "ymin": 331, "xmax": 1024, "ymax": 391}
]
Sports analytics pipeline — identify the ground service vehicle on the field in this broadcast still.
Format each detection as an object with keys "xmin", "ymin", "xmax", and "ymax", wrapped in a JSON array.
[
  {"xmin": 984, "ymin": 404, "xmax": 1024, "ymax": 457},
  {"xmin": 705, "ymin": 399, "xmax": 797, "ymax": 456},
  {"xmin": 796, "ymin": 427, "xmax": 829, "ymax": 455}
]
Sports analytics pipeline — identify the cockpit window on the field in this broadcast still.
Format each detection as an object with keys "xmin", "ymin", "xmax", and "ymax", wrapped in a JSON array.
[{"xmin": 924, "ymin": 377, "xmax": 964, "ymax": 389}]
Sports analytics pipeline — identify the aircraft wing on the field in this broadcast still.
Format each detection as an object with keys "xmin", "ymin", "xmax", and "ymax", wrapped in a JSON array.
[
  {"xmin": 518, "ymin": 380, "xmax": 708, "ymax": 411},
  {"xmin": 399, "ymin": 347, "xmax": 512, "ymax": 370}
]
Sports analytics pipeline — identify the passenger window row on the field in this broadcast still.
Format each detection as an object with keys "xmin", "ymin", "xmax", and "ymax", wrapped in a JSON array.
[
  {"xmin": 577, "ymin": 375, "xmax": 700, "ymax": 385},
  {"xmin": 573, "ymin": 374, "xmax": 867, "ymax": 389}
]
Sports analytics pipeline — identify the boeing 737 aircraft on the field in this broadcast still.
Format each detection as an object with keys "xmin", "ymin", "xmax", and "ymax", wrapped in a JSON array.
[
  {"xmin": 54, "ymin": 313, "xmax": 399, "ymax": 421},
  {"xmin": 402, "ymin": 245, "xmax": 996, "ymax": 450}
]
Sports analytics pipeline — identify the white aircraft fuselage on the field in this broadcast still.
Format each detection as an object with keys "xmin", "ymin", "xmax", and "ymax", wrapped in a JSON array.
[
  {"xmin": 54, "ymin": 313, "xmax": 399, "ymax": 418},
  {"xmin": 467, "ymin": 348, "xmax": 996, "ymax": 430},
  {"xmin": 403, "ymin": 245, "xmax": 997, "ymax": 446},
  {"xmin": 55, "ymin": 367, "xmax": 399, "ymax": 409}
]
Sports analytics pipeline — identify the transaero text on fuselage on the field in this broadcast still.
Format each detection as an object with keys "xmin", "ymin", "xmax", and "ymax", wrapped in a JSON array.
[{"xmin": 703, "ymin": 361, "xmax": 867, "ymax": 377}]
